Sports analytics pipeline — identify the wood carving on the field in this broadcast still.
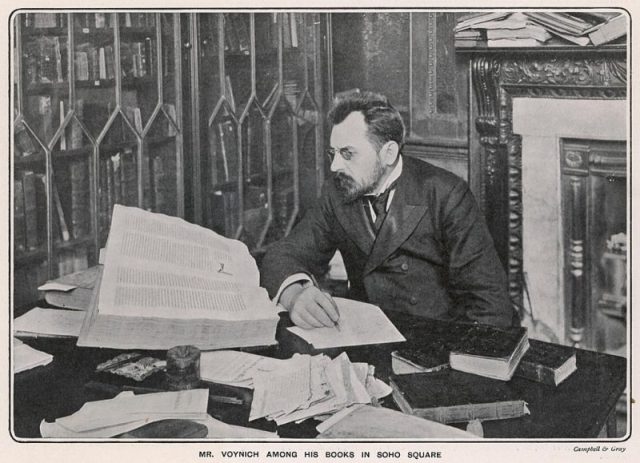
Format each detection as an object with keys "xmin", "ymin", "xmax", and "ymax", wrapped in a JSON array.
[{"xmin": 468, "ymin": 48, "xmax": 626, "ymax": 330}]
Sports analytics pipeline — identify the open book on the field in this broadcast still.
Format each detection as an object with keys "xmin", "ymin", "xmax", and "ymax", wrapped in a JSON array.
[{"xmin": 77, "ymin": 205, "xmax": 280, "ymax": 350}]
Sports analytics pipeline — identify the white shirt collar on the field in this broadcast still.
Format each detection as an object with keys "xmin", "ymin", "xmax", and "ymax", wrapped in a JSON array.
[{"xmin": 371, "ymin": 155, "xmax": 403, "ymax": 196}]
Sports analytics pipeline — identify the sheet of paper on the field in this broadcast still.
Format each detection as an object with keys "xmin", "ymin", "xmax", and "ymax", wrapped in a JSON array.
[
  {"xmin": 287, "ymin": 297, "xmax": 406, "ymax": 349},
  {"xmin": 14, "ymin": 307, "xmax": 86, "ymax": 338},
  {"xmin": 249, "ymin": 355, "xmax": 312, "ymax": 421},
  {"xmin": 13, "ymin": 338, "xmax": 53, "ymax": 373},
  {"xmin": 38, "ymin": 282, "xmax": 77, "ymax": 292},
  {"xmin": 97, "ymin": 206, "xmax": 277, "ymax": 321},
  {"xmin": 56, "ymin": 389, "xmax": 209, "ymax": 432},
  {"xmin": 200, "ymin": 350, "xmax": 284, "ymax": 388},
  {"xmin": 198, "ymin": 415, "xmax": 278, "ymax": 439}
]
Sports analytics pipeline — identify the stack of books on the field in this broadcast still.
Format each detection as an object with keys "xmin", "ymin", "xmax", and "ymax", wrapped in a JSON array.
[
  {"xmin": 391, "ymin": 319, "xmax": 577, "ymax": 386},
  {"xmin": 455, "ymin": 11, "xmax": 626, "ymax": 48}
]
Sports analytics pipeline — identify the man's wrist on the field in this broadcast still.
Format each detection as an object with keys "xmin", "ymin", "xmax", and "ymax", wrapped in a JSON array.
[{"xmin": 280, "ymin": 281, "xmax": 312, "ymax": 311}]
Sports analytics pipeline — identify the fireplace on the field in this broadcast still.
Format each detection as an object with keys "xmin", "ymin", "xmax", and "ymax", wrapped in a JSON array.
[{"xmin": 466, "ymin": 46, "xmax": 627, "ymax": 351}]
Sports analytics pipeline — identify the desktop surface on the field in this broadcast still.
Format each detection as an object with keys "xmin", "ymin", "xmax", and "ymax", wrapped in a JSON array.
[{"xmin": 12, "ymin": 313, "xmax": 626, "ymax": 439}]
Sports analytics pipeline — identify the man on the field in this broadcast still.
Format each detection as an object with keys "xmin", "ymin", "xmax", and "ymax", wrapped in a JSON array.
[{"xmin": 261, "ymin": 91, "xmax": 516, "ymax": 328}]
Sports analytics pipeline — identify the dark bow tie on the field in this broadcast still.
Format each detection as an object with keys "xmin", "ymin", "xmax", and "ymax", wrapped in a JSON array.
[
  {"xmin": 366, "ymin": 180, "xmax": 398, "ymax": 230},
  {"xmin": 370, "ymin": 187, "xmax": 394, "ymax": 218}
]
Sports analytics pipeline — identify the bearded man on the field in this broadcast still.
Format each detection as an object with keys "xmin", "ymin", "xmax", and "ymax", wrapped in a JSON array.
[{"xmin": 260, "ymin": 91, "xmax": 517, "ymax": 329}]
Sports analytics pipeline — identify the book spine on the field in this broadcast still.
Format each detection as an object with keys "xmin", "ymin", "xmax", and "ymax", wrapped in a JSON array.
[
  {"xmin": 122, "ymin": 151, "xmax": 138, "ymax": 206},
  {"xmin": 14, "ymin": 178, "xmax": 26, "ymax": 252},
  {"xmin": 152, "ymin": 154, "xmax": 167, "ymax": 213},
  {"xmin": 98, "ymin": 158, "xmax": 110, "ymax": 241},
  {"xmin": 52, "ymin": 181, "xmax": 70, "ymax": 242},
  {"xmin": 111, "ymin": 153, "xmax": 122, "ymax": 205},
  {"xmin": 34, "ymin": 174, "xmax": 49, "ymax": 245},
  {"xmin": 514, "ymin": 360, "xmax": 558, "ymax": 386},
  {"xmin": 21, "ymin": 171, "xmax": 39, "ymax": 251},
  {"xmin": 70, "ymin": 159, "xmax": 91, "ymax": 239},
  {"xmin": 415, "ymin": 401, "xmax": 527, "ymax": 424}
]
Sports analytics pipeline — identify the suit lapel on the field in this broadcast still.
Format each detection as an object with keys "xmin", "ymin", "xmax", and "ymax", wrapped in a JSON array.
[
  {"xmin": 335, "ymin": 195, "xmax": 375, "ymax": 256},
  {"xmin": 363, "ymin": 167, "xmax": 428, "ymax": 276}
]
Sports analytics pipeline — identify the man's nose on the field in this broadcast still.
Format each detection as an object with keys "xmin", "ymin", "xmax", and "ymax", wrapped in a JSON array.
[{"xmin": 330, "ymin": 154, "xmax": 343, "ymax": 172}]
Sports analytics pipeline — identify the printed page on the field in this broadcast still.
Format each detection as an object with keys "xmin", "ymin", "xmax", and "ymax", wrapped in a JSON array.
[
  {"xmin": 14, "ymin": 307, "xmax": 86, "ymax": 338},
  {"xmin": 97, "ymin": 205, "xmax": 276, "ymax": 320},
  {"xmin": 287, "ymin": 297, "xmax": 406, "ymax": 348}
]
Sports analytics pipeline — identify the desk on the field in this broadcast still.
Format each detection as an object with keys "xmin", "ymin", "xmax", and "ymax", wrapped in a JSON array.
[{"xmin": 13, "ymin": 314, "xmax": 626, "ymax": 439}]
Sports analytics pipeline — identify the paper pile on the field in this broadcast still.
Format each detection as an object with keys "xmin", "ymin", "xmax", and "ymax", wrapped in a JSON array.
[
  {"xmin": 248, "ymin": 352, "xmax": 391, "ymax": 426},
  {"xmin": 200, "ymin": 350, "xmax": 285, "ymax": 388},
  {"xmin": 40, "ymin": 389, "xmax": 209, "ymax": 438},
  {"xmin": 14, "ymin": 307, "xmax": 86, "ymax": 338}
]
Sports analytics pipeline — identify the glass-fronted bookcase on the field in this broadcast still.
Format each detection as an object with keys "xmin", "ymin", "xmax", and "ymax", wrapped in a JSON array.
[
  {"xmin": 13, "ymin": 12, "xmax": 184, "ymax": 307},
  {"xmin": 187, "ymin": 12, "xmax": 327, "ymax": 253},
  {"xmin": 12, "ymin": 11, "xmax": 329, "ymax": 307}
]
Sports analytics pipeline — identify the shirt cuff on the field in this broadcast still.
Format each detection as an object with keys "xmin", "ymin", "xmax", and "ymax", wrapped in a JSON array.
[{"xmin": 273, "ymin": 273, "xmax": 314, "ymax": 306}]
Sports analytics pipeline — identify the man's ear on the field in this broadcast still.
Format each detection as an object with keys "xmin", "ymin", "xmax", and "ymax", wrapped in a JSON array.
[{"xmin": 380, "ymin": 141, "xmax": 400, "ymax": 166}]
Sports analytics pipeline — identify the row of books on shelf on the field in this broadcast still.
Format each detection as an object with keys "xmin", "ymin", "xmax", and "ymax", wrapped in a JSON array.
[
  {"xmin": 455, "ymin": 11, "xmax": 626, "ymax": 48},
  {"xmin": 76, "ymin": 39, "xmax": 154, "ymax": 81},
  {"xmin": 22, "ymin": 12, "xmax": 155, "ymax": 30},
  {"xmin": 22, "ymin": 13, "xmax": 68, "ymax": 29},
  {"xmin": 15, "ymin": 98, "xmax": 177, "ymax": 156},
  {"xmin": 223, "ymin": 12, "xmax": 303, "ymax": 55},
  {"xmin": 22, "ymin": 35, "xmax": 154, "ymax": 86},
  {"xmin": 14, "ymin": 161, "xmax": 90, "ymax": 254},
  {"xmin": 15, "ymin": 150, "xmax": 175, "ymax": 256}
]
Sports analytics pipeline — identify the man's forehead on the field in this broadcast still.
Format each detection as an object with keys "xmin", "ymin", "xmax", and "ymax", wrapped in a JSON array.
[{"xmin": 330, "ymin": 111, "xmax": 368, "ymax": 146}]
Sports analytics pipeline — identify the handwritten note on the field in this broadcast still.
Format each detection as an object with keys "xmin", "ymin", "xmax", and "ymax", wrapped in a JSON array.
[{"xmin": 287, "ymin": 298, "xmax": 406, "ymax": 349}]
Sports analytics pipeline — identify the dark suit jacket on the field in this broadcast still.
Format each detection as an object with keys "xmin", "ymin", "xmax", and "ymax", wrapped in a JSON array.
[{"xmin": 261, "ymin": 156, "xmax": 516, "ymax": 327}]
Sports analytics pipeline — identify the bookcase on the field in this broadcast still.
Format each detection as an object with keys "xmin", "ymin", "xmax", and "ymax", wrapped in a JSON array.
[
  {"xmin": 13, "ymin": 12, "xmax": 184, "ymax": 307},
  {"xmin": 188, "ymin": 13, "xmax": 327, "ymax": 253}
]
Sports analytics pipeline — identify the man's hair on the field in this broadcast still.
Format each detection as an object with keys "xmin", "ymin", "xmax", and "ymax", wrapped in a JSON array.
[{"xmin": 327, "ymin": 91, "xmax": 405, "ymax": 150}]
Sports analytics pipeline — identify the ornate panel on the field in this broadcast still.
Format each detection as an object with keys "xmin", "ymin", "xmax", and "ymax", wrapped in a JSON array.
[{"xmin": 468, "ymin": 48, "xmax": 627, "ymax": 321}]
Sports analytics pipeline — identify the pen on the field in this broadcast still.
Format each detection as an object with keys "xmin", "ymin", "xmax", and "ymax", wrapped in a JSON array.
[
  {"xmin": 96, "ymin": 353, "xmax": 145, "ymax": 372},
  {"xmin": 308, "ymin": 273, "xmax": 341, "ymax": 331}
]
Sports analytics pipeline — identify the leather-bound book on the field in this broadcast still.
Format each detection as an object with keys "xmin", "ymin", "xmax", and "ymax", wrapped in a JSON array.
[
  {"xmin": 448, "ymin": 324, "xmax": 529, "ymax": 381},
  {"xmin": 389, "ymin": 370, "xmax": 529, "ymax": 424},
  {"xmin": 389, "ymin": 318, "xmax": 528, "ymax": 380},
  {"xmin": 514, "ymin": 339, "xmax": 577, "ymax": 386}
]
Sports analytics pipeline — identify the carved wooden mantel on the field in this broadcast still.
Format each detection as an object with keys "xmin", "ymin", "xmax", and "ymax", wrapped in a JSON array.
[{"xmin": 465, "ymin": 45, "xmax": 627, "ymax": 319}]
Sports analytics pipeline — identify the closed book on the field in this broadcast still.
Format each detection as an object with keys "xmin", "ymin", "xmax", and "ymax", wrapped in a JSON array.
[
  {"xmin": 514, "ymin": 339, "xmax": 577, "ymax": 386},
  {"xmin": 389, "ymin": 370, "xmax": 529, "ymax": 424},
  {"xmin": 449, "ymin": 324, "xmax": 529, "ymax": 381},
  {"xmin": 588, "ymin": 14, "xmax": 626, "ymax": 46},
  {"xmin": 391, "ymin": 350, "xmax": 449, "ymax": 375},
  {"xmin": 391, "ymin": 329, "xmax": 451, "ymax": 374},
  {"xmin": 487, "ymin": 38, "xmax": 543, "ymax": 48},
  {"xmin": 486, "ymin": 25, "xmax": 552, "ymax": 42}
]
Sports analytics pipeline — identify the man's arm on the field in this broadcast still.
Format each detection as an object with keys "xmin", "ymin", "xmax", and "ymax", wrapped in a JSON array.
[
  {"xmin": 440, "ymin": 180, "xmax": 516, "ymax": 327},
  {"xmin": 260, "ymin": 185, "xmax": 341, "ymax": 327}
]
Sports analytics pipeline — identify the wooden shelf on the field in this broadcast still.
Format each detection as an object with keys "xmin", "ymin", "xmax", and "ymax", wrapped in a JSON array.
[
  {"xmin": 456, "ymin": 43, "xmax": 626, "ymax": 54},
  {"xmin": 25, "ymin": 76, "xmax": 156, "ymax": 95}
]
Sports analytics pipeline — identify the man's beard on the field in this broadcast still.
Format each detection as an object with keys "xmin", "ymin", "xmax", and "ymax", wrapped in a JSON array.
[{"xmin": 333, "ymin": 161, "xmax": 385, "ymax": 202}]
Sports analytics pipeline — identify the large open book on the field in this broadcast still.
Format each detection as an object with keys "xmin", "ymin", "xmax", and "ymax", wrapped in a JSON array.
[{"xmin": 77, "ymin": 205, "xmax": 280, "ymax": 350}]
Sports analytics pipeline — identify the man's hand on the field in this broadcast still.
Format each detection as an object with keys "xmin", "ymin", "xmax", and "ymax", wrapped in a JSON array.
[{"xmin": 280, "ymin": 282, "xmax": 340, "ymax": 329}]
